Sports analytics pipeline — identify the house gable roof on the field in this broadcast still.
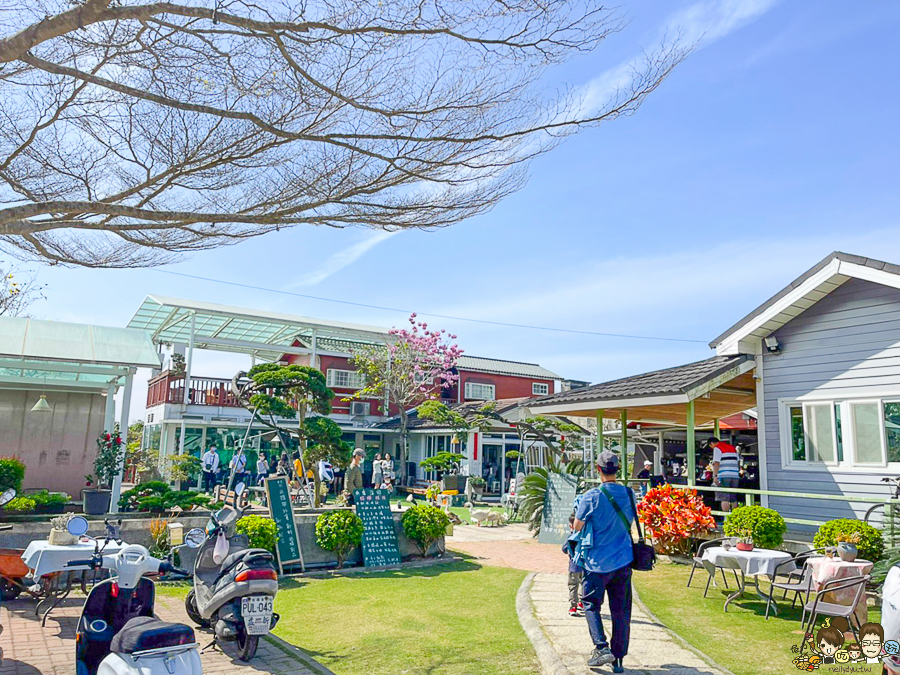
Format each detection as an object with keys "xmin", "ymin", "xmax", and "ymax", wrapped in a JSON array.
[{"xmin": 711, "ymin": 252, "xmax": 900, "ymax": 355}]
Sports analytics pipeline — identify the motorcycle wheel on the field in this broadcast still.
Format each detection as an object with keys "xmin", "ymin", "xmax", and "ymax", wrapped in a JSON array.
[
  {"xmin": 185, "ymin": 589, "xmax": 210, "ymax": 628},
  {"xmin": 0, "ymin": 578, "xmax": 22, "ymax": 600},
  {"xmin": 235, "ymin": 626, "xmax": 259, "ymax": 661}
]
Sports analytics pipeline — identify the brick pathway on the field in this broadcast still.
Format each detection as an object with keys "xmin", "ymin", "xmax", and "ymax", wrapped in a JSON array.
[
  {"xmin": 0, "ymin": 593, "xmax": 332, "ymax": 675},
  {"xmin": 447, "ymin": 524, "xmax": 568, "ymax": 574}
]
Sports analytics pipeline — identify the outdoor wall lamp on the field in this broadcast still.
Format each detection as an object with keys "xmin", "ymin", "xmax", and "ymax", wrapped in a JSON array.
[
  {"xmin": 764, "ymin": 336, "xmax": 781, "ymax": 354},
  {"xmin": 30, "ymin": 394, "xmax": 51, "ymax": 413}
]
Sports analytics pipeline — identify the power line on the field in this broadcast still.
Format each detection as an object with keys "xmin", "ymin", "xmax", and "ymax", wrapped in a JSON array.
[{"xmin": 150, "ymin": 268, "xmax": 708, "ymax": 344}]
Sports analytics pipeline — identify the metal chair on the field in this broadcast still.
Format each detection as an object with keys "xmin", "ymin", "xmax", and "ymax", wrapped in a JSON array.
[
  {"xmin": 764, "ymin": 550, "xmax": 824, "ymax": 621},
  {"xmin": 686, "ymin": 538, "xmax": 740, "ymax": 597},
  {"xmin": 800, "ymin": 574, "xmax": 870, "ymax": 645}
]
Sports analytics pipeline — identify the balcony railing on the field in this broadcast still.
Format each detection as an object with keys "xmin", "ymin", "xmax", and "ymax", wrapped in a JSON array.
[{"xmin": 147, "ymin": 372, "xmax": 241, "ymax": 408}]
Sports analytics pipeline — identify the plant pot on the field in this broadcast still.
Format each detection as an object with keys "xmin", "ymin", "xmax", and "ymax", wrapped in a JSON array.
[
  {"xmin": 736, "ymin": 542, "xmax": 754, "ymax": 552},
  {"xmin": 837, "ymin": 542, "xmax": 858, "ymax": 562},
  {"xmin": 82, "ymin": 488, "xmax": 111, "ymax": 515},
  {"xmin": 48, "ymin": 529, "xmax": 76, "ymax": 546},
  {"xmin": 442, "ymin": 475, "xmax": 461, "ymax": 492}
]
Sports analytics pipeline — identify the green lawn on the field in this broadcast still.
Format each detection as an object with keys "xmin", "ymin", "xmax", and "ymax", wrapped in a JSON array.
[
  {"xmin": 163, "ymin": 562, "xmax": 536, "ymax": 675},
  {"xmin": 633, "ymin": 562, "xmax": 881, "ymax": 675}
]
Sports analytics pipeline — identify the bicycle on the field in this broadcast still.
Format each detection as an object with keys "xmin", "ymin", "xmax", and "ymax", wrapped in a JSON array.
[{"xmin": 864, "ymin": 476, "xmax": 900, "ymax": 535}]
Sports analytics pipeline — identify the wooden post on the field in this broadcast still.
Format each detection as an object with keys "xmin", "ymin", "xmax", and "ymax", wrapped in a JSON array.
[
  {"xmin": 713, "ymin": 417, "xmax": 720, "ymax": 439},
  {"xmin": 686, "ymin": 400, "xmax": 696, "ymax": 487},
  {"xmin": 620, "ymin": 409, "xmax": 628, "ymax": 481}
]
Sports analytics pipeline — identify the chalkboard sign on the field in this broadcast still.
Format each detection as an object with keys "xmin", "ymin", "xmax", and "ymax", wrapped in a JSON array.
[
  {"xmin": 537, "ymin": 473, "xmax": 579, "ymax": 545},
  {"xmin": 353, "ymin": 488, "xmax": 401, "ymax": 568},
  {"xmin": 264, "ymin": 477, "xmax": 304, "ymax": 572}
]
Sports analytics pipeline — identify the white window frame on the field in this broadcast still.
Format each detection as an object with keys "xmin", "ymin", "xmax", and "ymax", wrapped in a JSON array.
[
  {"xmin": 532, "ymin": 382, "xmax": 549, "ymax": 396},
  {"xmin": 778, "ymin": 399, "xmax": 839, "ymax": 469},
  {"xmin": 883, "ymin": 399, "xmax": 900, "ymax": 465},
  {"xmin": 464, "ymin": 381, "xmax": 496, "ymax": 401},
  {"xmin": 326, "ymin": 368, "xmax": 366, "ymax": 389},
  {"xmin": 848, "ymin": 399, "xmax": 888, "ymax": 468}
]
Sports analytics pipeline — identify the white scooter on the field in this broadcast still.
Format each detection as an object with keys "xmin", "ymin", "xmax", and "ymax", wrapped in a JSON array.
[{"xmin": 64, "ymin": 516, "xmax": 203, "ymax": 675}]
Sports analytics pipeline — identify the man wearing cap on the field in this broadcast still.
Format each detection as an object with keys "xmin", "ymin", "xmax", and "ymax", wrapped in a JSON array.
[
  {"xmin": 710, "ymin": 437, "xmax": 740, "ymax": 512},
  {"xmin": 343, "ymin": 448, "xmax": 365, "ymax": 504},
  {"xmin": 574, "ymin": 450, "xmax": 635, "ymax": 673},
  {"xmin": 636, "ymin": 460, "xmax": 653, "ymax": 496}
]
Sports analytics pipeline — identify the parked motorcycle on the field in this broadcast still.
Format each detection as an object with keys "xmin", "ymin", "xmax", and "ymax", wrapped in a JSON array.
[
  {"xmin": 64, "ymin": 516, "xmax": 202, "ymax": 675},
  {"xmin": 183, "ymin": 482, "xmax": 279, "ymax": 661}
]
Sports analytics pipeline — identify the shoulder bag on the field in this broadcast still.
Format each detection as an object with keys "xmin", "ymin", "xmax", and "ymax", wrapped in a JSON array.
[{"xmin": 600, "ymin": 484, "xmax": 656, "ymax": 572}]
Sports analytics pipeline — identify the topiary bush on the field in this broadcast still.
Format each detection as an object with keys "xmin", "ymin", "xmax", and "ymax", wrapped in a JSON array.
[
  {"xmin": 401, "ymin": 503, "xmax": 450, "ymax": 557},
  {"xmin": 814, "ymin": 518, "xmax": 884, "ymax": 563},
  {"xmin": 236, "ymin": 515, "xmax": 278, "ymax": 556},
  {"xmin": 118, "ymin": 482, "xmax": 209, "ymax": 512},
  {"xmin": 0, "ymin": 457, "xmax": 26, "ymax": 493},
  {"xmin": 724, "ymin": 505, "xmax": 787, "ymax": 549},
  {"xmin": 316, "ymin": 510, "xmax": 363, "ymax": 568}
]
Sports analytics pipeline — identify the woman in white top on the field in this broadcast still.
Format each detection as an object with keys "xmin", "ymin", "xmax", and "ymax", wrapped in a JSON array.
[{"xmin": 372, "ymin": 453, "xmax": 383, "ymax": 489}]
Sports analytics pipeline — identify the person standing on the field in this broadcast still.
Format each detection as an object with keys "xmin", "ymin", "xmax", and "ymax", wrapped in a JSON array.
[
  {"xmin": 201, "ymin": 445, "xmax": 220, "ymax": 493},
  {"xmin": 343, "ymin": 448, "xmax": 365, "ymax": 503},
  {"xmin": 637, "ymin": 460, "xmax": 652, "ymax": 496},
  {"xmin": 256, "ymin": 452, "xmax": 270, "ymax": 486},
  {"xmin": 574, "ymin": 450, "xmax": 635, "ymax": 673},
  {"xmin": 229, "ymin": 450, "xmax": 248, "ymax": 487},
  {"xmin": 709, "ymin": 437, "xmax": 740, "ymax": 512},
  {"xmin": 372, "ymin": 453, "xmax": 384, "ymax": 489},
  {"xmin": 382, "ymin": 452, "xmax": 395, "ymax": 492}
]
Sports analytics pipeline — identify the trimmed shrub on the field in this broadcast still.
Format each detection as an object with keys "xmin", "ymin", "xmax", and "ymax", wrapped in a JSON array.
[
  {"xmin": 724, "ymin": 505, "xmax": 787, "ymax": 549},
  {"xmin": 118, "ymin": 482, "xmax": 209, "ymax": 512},
  {"xmin": 814, "ymin": 519, "xmax": 884, "ymax": 563},
  {"xmin": 236, "ymin": 515, "xmax": 278, "ymax": 556},
  {"xmin": 401, "ymin": 503, "xmax": 449, "ymax": 557},
  {"xmin": 0, "ymin": 457, "xmax": 26, "ymax": 493},
  {"xmin": 316, "ymin": 510, "xmax": 363, "ymax": 569},
  {"xmin": 30, "ymin": 490, "xmax": 69, "ymax": 506},
  {"xmin": 3, "ymin": 496, "xmax": 36, "ymax": 512},
  {"xmin": 637, "ymin": 483, "xmax": 716, "ymax": 556}
]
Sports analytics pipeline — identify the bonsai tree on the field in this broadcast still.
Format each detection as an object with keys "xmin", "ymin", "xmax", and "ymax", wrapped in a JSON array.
[
  {"xmin": 349, "ymin": 315, "xmax": 463, "ymax": 481},
  {"xmin": 94, "ymin": 424, "xmax": 125, "ymax": 490},
  {"xmin": 315, "ymin": 510, "xmax": 364, "ymax": 569},
  {"xmin": 401, "ymin": 504, "xmax": 450, "ymax": 557},
  {"xmin": 235, "ymin": 364, "xmax": 349, "ymax": 506},
  {"xmin": 419, "ymin": 452, "xmax": 467, "ymax": 476}
]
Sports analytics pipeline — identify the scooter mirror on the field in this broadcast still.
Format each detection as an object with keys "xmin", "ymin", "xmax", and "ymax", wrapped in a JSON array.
[
  {"xmin": 234, "ymin": 482, "xmax": 246, "ymax": 496},
  {"xmin": 185, "ymin": 528, "xmax": 206, "ymax": 548},
  {"xmin": 67, "ymin": 515, "xmax": 90, "ymax": 537},
  {"xmin": 0, "ymin": 488, "xmax": 15, "ymax": 507}
]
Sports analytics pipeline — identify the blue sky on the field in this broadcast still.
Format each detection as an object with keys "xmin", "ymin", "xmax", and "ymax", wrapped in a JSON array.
[{"xmin": 21, "ymin": 0, "xmax": 900, "ymax": 414}]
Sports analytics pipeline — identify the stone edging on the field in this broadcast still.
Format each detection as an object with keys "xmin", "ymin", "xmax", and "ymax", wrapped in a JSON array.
[
  {"xmin": 631, "ymin": 583, "xmax": 737, "ymax": 675},
  {"xmin": 284, "ymin": 554, "xmax": 465, "ymax": 578},
  {"xmin": 515, "ymin": 572, "xmax": 570, "ymax": 675},
  {"xmin": 265, "ymin": 632, "xmax": 339, "ymax": 675}
]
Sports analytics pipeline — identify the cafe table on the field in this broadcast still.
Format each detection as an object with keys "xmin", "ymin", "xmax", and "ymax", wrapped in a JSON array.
[
  {"xmin": 806, "ymin": 557, "xmax": 873, "ymax": 624},
  {"xmin": 701, "ymin": 546, "xmax": 794, "ymax": 613}
]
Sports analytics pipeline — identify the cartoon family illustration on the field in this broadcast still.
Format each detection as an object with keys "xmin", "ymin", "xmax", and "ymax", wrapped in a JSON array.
[{"xmin": 791, "ymin": 617, "xmax": 899, "ymax": 670}]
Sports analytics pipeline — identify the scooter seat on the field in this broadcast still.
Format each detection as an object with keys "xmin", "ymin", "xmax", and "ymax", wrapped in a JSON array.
[
  {"xmin": 219, "ymin": 548, "xmax": 273, "ymax": 573},
  {"xmin": 109, "ymin": 616, "xmax": 195, "ymax": 654}
]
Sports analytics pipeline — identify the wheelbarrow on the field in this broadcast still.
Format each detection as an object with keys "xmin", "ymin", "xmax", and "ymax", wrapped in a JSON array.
[{"xmin": 0, "ymin": 548, "xmax": 37, "ymax": 600}]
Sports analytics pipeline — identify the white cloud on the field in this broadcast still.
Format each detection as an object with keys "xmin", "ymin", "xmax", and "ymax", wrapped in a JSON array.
[{"xmin": 285, "ymin": 229, "xmax": 398, "ymax": 288}]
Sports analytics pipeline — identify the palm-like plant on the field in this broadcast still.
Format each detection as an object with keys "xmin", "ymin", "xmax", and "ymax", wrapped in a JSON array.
[{"xmin": 517, "ymin": 459, "xmax": 585, "ymax": 533}]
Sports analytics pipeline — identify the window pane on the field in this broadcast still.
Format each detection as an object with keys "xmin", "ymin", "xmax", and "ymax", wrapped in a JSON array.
[
  {"xmin": 852, "ymin": 403, "xmax": 882, "ymax": 464},
  {"xmin": 808, "ymin": 404, "xmax": 835, "ymax": 463},
  {"xmin": 885, "ymin": 402, "xmax": 900, "ymax": 463},
  {"xmin": 835, "ymin": 403, "xmax": 844, "ymax": 463},
  {"xmin": 790, "ymin": 406, "xmax": 805, "ymax": 461}
]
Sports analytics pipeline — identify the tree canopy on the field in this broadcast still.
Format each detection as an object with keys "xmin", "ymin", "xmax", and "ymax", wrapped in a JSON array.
[{"xmin": 0, "ymin": 1, "xmax": 687, "ymax": 267}]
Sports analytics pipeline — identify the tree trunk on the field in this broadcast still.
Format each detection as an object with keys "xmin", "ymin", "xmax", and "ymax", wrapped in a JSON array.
[{"xmin": 399, "ymin": 408, "xmax": 409, "ymax": 485}]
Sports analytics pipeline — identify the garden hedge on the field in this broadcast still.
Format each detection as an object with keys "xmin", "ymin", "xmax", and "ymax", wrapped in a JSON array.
[
  {"xmin": 723, "ymin": 505, "xmax": 786, "ymax": 549},
  {"xmin": 814, "ymin": 518, "xmax": 884, "ymax": 563}
]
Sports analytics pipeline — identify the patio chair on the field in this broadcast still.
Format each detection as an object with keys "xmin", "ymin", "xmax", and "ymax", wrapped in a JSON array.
[
  {"xmin": 686, "ymin": 538, "xmax": 740, "ymax": 597},
  {"xmin": 764, "ymin": 549, "xmax": 825, "ymax": 621},
  {"xmin": 800, "ymin": 574, "xmax": 870, "ymax": 642}
]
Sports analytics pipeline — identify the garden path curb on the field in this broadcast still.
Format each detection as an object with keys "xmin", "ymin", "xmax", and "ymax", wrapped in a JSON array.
[
  {"xmin": 516, "ymin": 572, "xmax": 571, "ymax": 675},
  {"xmin": 265, "ymin": 632, "xmax": 340, "ymax": 675}
]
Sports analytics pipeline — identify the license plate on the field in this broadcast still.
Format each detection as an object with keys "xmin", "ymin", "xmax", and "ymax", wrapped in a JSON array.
[{"xmin": 241, "ymin": 596, "xmax": 273, "ymax": 636}]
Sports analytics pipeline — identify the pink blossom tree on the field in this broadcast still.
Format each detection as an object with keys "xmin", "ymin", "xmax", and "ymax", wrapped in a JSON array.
[{"xmin": 349, "ymin": 314, "xmax": 463, "ymax": 480}]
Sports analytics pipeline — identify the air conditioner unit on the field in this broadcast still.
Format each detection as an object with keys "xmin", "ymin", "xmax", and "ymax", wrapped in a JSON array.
[{"xmin": 350, "ymin": 401, "xmax": 369, "ymax": 417}]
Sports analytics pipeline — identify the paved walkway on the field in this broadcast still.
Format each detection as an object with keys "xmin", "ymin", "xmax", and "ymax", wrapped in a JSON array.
[
  {"xmin": 0, "ymin": 592, "xmax": 332, "ymax": 675},
  {"xmin": 447, "ymin": 523, "xmax": 570, "ymax": 573},
  {"xmin": 527, "ymin": 573, "xmax": 729, "ymax": 675}
]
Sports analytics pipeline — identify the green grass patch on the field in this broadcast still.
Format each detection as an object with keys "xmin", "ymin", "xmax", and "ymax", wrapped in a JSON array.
[
  {"xmin": 633, "ymin": 562, "xmax": 881, "ymax": 675},
  {"xmin": 273, "ymin": 561, "xmax": 536, "ymax": 675}
]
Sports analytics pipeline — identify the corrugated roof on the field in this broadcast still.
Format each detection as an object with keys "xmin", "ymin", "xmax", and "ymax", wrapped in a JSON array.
[
  {"xmin": 458, "ymin": 355, "xmax": 560, "ymax": 379},
  {"xmin": 531, "ymin": 355, "xmax": 749, "ymax": 407}
]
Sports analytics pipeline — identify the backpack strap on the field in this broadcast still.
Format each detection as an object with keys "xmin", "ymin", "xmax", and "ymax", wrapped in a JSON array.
[{"xmin": 600, "ymin": 485, "xmax": 634, "ymax": 542}]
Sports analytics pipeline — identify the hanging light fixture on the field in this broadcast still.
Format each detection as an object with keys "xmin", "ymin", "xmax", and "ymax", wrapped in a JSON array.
[{"xmin": 31, "ymin": 374, "xmax": 52, "ymax": 413}]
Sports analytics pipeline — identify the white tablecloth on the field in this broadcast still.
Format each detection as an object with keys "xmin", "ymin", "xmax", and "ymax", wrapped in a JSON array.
[
  {"xmin": 701, "ymin": 546, "xmax": 793, "ymax": 578},
  {"xmin": 22, "ymin": 540, "xmax": 127, "ymax": 579}
]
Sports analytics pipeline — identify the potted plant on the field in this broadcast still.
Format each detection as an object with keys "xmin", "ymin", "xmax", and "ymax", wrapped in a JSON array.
[
  {"xmin": 48, "ymin": 513, "xmax": 77, "ymax": 546},
  {"xmin": 736, "ymin": 529, "xmax": 755, "ymax": 552},
  {"xmin": 836, "ymin": 532, "xmax": 861, "ymax": 562},
  {"xmin": 468, "ymin": 476, "xmax": 486, "ymax": 496},
  {"xmin": 84, "ymin": 425, "xmax": 124, "ymax": 515}
]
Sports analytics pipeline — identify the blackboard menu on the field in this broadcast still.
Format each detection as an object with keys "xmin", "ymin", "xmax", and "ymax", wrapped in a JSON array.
[
  {"xmin": 538, "ymin": 473, "xmax": 579, "ymax": 545},
  {"xmin": 264, "ymin": 477, "xmax": 304, "ymax": 571},
  {"xmin": 353, "ymin": 488, "xmax": 401, "ymax": 568}
]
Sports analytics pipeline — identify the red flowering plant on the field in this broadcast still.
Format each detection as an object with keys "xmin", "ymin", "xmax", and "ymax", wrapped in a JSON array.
[
  {"xmin": 93, "ymin": 423, "xmax": 125, "ymax": 490},
  {"xmin": 637, "ymin": 483, "xmax": 715, "ymax": 556}
]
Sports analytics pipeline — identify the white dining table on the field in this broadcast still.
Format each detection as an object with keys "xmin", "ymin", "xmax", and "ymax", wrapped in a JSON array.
[{"xmin": 701, "ymin": 546, "xmax": 794, "ymax": 613}]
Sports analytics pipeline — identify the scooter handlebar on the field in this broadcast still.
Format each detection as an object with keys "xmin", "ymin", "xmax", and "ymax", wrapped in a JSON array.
[{"xmin": 65, "ymin": 558, "xmax": 98, "ymax": 568}]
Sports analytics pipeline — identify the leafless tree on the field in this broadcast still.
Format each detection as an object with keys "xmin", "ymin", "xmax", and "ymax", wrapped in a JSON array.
[
  {"xmin": 0, "ymin": 0, "xmax": 689, "ymax": 267},
  {"xmin": 0, "ymin": 261, "xmax": 44, "ymax": 315}
]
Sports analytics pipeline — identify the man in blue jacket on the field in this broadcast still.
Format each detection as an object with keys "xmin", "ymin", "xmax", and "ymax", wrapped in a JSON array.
[{"xmin": 574, "ymin": 450, "xmax": 635, "ymax": 673}]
